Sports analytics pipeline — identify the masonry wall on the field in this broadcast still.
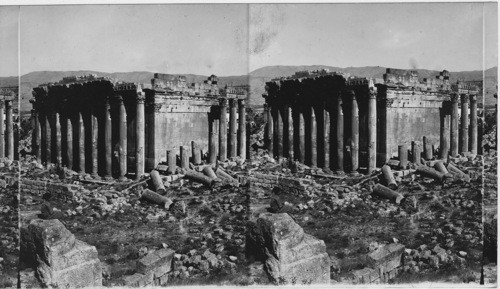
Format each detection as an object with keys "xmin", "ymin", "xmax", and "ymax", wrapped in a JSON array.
[{"xmin": 150, "ymin": 98, "xmax": 217, "ymax": 167}]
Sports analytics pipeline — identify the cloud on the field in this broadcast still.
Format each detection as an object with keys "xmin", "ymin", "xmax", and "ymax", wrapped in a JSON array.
[{"xmin": 249, "ymin": 5, "xmax": 286, "ymax": 55}]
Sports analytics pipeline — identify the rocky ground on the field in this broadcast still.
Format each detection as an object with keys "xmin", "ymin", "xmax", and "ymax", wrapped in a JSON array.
[
  {"xmin": 19, "ymin": 156, "xmax": 251, "ymax": 287},
  {"xmin": 0, "ymin": 160, "xmax": 20, "ymax": 288}
]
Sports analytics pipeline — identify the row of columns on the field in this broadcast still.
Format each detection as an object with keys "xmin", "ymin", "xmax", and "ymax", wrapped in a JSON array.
[
  {"xmin": 265, "ymin": 89, "xmax": 378, "ymax": 174},
  {"xmin": 213, "ymin": 98, "xmax": 246, "ymax": 162},
  {"xmin": 0, "ymin": 100, "xmax": 14, "ymax": 160},
  {"xmin": 447, "ymin": 93, "xmax": 478, "ymax": 157},
  {"xmin": 266, "ymin": 90, "xmax": 479, "ymax": 175},
  {"xmin": 33, "ymin": 94, "xmax": 145, "ymax": 180}
]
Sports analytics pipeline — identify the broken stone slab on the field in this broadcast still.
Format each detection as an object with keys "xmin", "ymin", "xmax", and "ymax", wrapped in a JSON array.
[
  {"xmin": 367, "ymin": 243, "xmax": 405, "ymax": 273},
  {"xmin": 141, "ymin": 189, "xmax": 173, "ymax": 209},
  {"xmin": 149, "ymin": 170, "xmax": 166, "ymax": 194},
  {"xmin": 372, "ymin": 184, "xmax": 404, "ymax": 204},
  {"xmin": 136, "ymin": 248, "xmax": 175, "ymax": 275},
  {"xmin": 381, "ymin": 165, "xmax": 397, "ymax": 189},
  {"xmin": 28, "ymin": 219, "xmax": 76, "ymax": 264},
  {"xmin": 184, "ymin": 170, "xmax": 215, "ymax": 187}
]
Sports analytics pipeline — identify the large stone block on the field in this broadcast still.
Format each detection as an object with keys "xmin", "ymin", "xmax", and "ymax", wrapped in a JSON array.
[
  {"xmin": 28, "ymin": 219, "xmax": 76, "ymax": 265},
  {"xmin": 136, "ymin": 248, "xmax": 175, "ymax": 274},
  {"xmin": 37, "ymin": 257, "xmax": 102, "ymax": 288},
  {"xmin": 367, "ymin": 243, "xmax": 404, "ymax": 272},
  {"xmin": 250, "ymin": 213, "xmax": 330, "ymax": 284}
]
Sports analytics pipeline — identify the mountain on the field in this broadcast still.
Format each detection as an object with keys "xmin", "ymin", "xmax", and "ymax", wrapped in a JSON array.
[{"xmin": 2, "ymin": 66, "xmax": 496, "ymax": 113}]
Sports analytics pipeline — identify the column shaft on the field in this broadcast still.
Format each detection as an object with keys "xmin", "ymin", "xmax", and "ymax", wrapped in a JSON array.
[
  {"xmin": 298, "ymin": 111, "xmax": 305, "ymax": 163},
  {"xmin": 136, "ymin": 94, "xmax": 146, "ymax": 179},
  {"xmin": 286, "ymin": 105, "xmax": 293, "ymax": 160},
  {"xmin": 450, "ymin": 94, "xmax": 459, "ymax": 157},
  {"xmin": 34, "ymin": 111, "xmax": 42, "ymax": 163},
  {"xmin": 324, "ymin": 109, "xmax": 330, "ymax": 170},
  {"xmin": 91, "ymin": 113, "xmax": 98, "ymax": 177},
  {"xmin": 45, "ymin": 113, "xmax": 52, "ymax": 164},
  {"xmin": 439, "ymin": 107, "xmax": 450, "ymax": 160},
  {"xmin": 5, "ymin": 101, "xmax": 13, "ymax": 160},
  {"xmin": 209, "ymin": 116, "xmax": 218, "ymax": 164},
  {"xmin": 460, "ymin": 94, "xmax": 469, "ymax": 153},
  {"xmin": 229, "ymin": 99, "xmax": 237, "ymax": 158},
  {"xmin": 266, "ymin": 104, "xmax": 274, "ymax": 157},
  {"xmin": 118, "ymin": 98, "xmax": 127, "ymax": 180},
  {"xmin": 276, "ymin": 108, "xmax": 283, "ymax": 158},
  {"xmin": 78, "ymin": 112, "xmax": 85, "ymax": 173},
  {"xmin": 469, "ymin": 94, "xmax": 478, "ymax": 154},
  {"xmin": 367, "ymin": 91, "xmax": 377, "ymax": 174},
  {"xmin": 310, "ymin": 107, "xmax": 317, "ymax": 167},
  {"xmin": 238, "ymin": 99, "xmax": 247, "ymax": 160},
  {"xmin": 336, "ymin": 95, "xmax": 344, "ymax": 172},
  {"xmin": 351, "ymin": 92, "xmax": 359, "ymax": 171},
  {"xmin": 66, "ymin": 117, "xmax": 73, "ymax": 170},
  {"xmin": 219, "ymin": 99, "xmax": 228, "ymax": 161},
  {"xmin": 54, "ymin": 112, "xmax": 62, "ymax": 165},
  {"xmin": 0, "ymin": 104, "xmax": 4, "ymax": 159},
  {"xmin": 104, "ymin": 100, "xmax": 112, "ymax": 178}
]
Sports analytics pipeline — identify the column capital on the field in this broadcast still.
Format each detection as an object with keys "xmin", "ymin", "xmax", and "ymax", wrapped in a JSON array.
[
  {"xmin": 450, "ymin": 93, "xmax": 459, "ymax": 103},
  {"xmin": 5, "ymin": 99, "xmax": 12, "ymax": 108},
  {"xmin": 220, "ymin": 98, "xmax": 228, "ymax": 107},
  {"xmin": 469, "ymin": 94, "xmax": 477, "ymax": 102},
  {"xmin": 460, "ymin": 93, "xmax": 470, "ymax": 104},
  {"xmin": 368, "ymin": 90, "xmax": 377, "ymax": 99},
  {"xmin": 136, "ymin": 92, "xmax": 146, "ymax": 104},
  {"xmin": 238, "ymin": 98, "xmax": 245, "ymax": 106},
  {"xmin": 115, "ymin": 95, "xmax": 124, "ymax": 103},
  {"xmin": 346, "ymin": 90, "xmax": 356, "ymax": 99}
]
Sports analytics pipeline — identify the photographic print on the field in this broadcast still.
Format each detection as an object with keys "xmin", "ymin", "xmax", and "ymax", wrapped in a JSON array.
[{"xmin": 0, "ymin": 1, "xmax": 497, "ymax": 288}]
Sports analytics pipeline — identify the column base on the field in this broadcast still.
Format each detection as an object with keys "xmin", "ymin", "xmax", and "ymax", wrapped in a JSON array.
[
  {"xmin": 118, "ymin": 176, "xmax": 127, "ymax": 182},
  {"xmin": 103, "ymin": 175, "xmax": 114, "ymax": 181}
]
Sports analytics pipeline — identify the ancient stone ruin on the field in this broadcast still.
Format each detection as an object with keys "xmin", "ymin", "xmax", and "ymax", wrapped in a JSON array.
[
  {"xmin": 0, "ymin": 86, "xmax": 18, "ymax": 160},
  {"xmin": 21, "ymin": 218, "xmax": 102, "ymax": 288},
  {"xmin": 263, "ymin": 68, "xmax": 480, "ymax": 173},
  {"xmin": 30, "ymin": 73, "xmax": 248, "ymax": 179}
]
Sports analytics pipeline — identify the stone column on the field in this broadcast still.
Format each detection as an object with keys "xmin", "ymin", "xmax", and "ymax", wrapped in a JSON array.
[
  {"xmin": 438, "ymin": 105, "xmax": 450, "ymax": 160},
  {"xmin": 136, "ymin": 93, "xmax": 145, "ymax": 179},
  {"xmin": 367, "ymin": 90, "xmax": 377, "ymax": 174},
  {"xmin": 208, "ymin": 115, "xmax": 218, "ymax": 164},
  {"xmin": 0, "ymin": 102, "xmax": 6, "ymax": 159},
  {"xmin": 298, "ymin": 111, "xmax": 305, "ymax": 163},
  {"xmin": 118, "ymin": 96, "xmax": 127, "ymax": 181},
  {"xmin": 77, "ymin": 112, "xmax": 85, "ymax": 173},
  {"xmin": 324, "ymin": 109, "xmax": 330, "ymax": 170},
  {"xmin": 180, "ymin": 146, "xmax": 189, "ymax": 169},
  {"xmin": 350, "ymin": 91, "xmax": 359, "ymax": 172},
  {"xmin": 450, "ymin": 94, "xmax": 459, "ymax": 157},
  {"xmin": 104, "ymin": 99, "xmax": 112, "ymax": 179},
  {"xmin": 238, "ymin": 99, "xmax": 247, "ymax": 160},
  {"xmin": 34, "ymin": 110, "xmax": 42, "ymax": 163},
  {"xmin": 276, "ymin": 108, "xmax": 283, "ymax": 158},
  {"xmin": 286, "ymin": 104, "xmax": 293, "ymax": 160},
  {"xmin": 66, "ymin": 116, "xmax": 73, "ymax": 170},
  {"xmin": 469, "ymin": 94, "xmax": 478, "ymax": 155},
  {"xmin": 5, "ymin": 100, "xmax": 13, "ymax": 160},
  {"xmin": 336, "ymin": 94, "xmax": 344, "ymax": 172},
  {"xmin": 310, "ymin": 107, "xmax": 317, "ymax": 167},
  {"xmin": 266, "ymin": 103, "xmax": 274, "ymax": 158},
  {"xmin": 219, "ymin": 99, "xmax": 228, "ymax": 161},
  {"xmin": 90, "ymin": 112, "xmax": 99, "ymax": 178},
  {"xmin": 459, "ymin": 94, "xmax": 469, "ymax": 154},
  {"xmin": 54, "ymin": 112, "xmax": 62, "ymax": 165},
  {"xmin": 229, "ymin": 99, "xmax": 238, "ymax": 158}
]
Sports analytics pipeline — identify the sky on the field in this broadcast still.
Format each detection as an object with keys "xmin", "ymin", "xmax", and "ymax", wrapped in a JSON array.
[
  {"xmin": 0, "ymin": 3, "xmax": 496, "ymax": 77},
  {"xmin": 249, "ymin": 3, "xmax": 498, "ymax": 72},
  {"xmin": 0, "ymin": 6, "xmax": 18, "ymax": 77}
]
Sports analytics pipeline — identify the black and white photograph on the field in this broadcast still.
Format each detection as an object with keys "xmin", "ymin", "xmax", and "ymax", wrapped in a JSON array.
[{"xmin": 0, "ymin": 1, "xmax": 497, "ymax": 288}]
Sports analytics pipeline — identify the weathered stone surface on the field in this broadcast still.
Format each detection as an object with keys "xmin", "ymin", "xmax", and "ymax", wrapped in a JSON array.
[
  {"xmin": 27, "ymin": 219, "xmax": 102, "ymax": 288},
  {"xmin": 367, "ymin": 243, "xmax": 405, "ymax": 272},
  {"xmin": 248, "ymin": 213, "xmax": 330, "ymax": 284},
  {"xmin": 136, "ymin": 248, "xmax": 175, "ymax": 274}
]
